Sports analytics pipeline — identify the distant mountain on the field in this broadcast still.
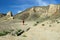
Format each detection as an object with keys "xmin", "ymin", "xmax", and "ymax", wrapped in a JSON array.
[
  {"xmin": 0, "ymin": 13, "xmax": 6, "ymax": 18},
  {"xmin": 0, "ymin": 11, "xmax": 13, "ymax": 22}
]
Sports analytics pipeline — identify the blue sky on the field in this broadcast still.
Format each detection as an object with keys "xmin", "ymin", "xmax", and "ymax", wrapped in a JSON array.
[{"xmin": 0, "ymin": 0, "xmax": 60, "ymax": 15}]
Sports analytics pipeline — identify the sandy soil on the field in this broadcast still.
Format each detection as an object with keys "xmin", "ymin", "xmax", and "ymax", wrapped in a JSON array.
[{"xmin": 0, "ymin": 19, "xmax": 60, "ymax": 40}]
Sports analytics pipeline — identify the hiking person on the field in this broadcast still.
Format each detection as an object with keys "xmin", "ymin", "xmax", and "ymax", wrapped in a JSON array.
[{"xmin": 22, "ymin": 20, "xmax": 24, "ymax": 25}]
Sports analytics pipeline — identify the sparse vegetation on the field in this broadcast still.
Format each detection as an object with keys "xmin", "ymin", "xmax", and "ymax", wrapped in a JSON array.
[
  {"xmin": 49, "ymin": 25, "xmax": 51, "ymax": 27},
  {"xmin": 57, "ymin": 21, "xmax": 60, "ymax": 23},
  {"xmin": 0, "ymin": 30, "xmax": 14, "ymax": 36},
  {"xmin": 36, "ymin": 21, "xmax": 39, "ymax": 24},
  {"xmin": 0, "ymin": 31, "xmax": 11, "ymax": 36},
  {"xmin": 0, "ymin": 32, "xmax": 7, "ymax": 36},
  {"xmin": 22, "ymin": 35, "xmax": 27, "ymax": 37},
  {"xmin": 18, "ymin": 29, "xmax": 21, "ymax": 32},
  {"xmin": 56, "ymin": 20, "xmax": 60, "ymax": 24},
  {"xmin": 15, "ymin": 29, "xmax": 22, "ymax": 35},
  {"xmin": 42, "ymin": 24, "xmax": 45, "ymax": 26},
  {"xmin": 26, "ymin": 27, "xmax": 30, "ymax": 31},
  {"xmin": 3, "ymin": 31, "xmax": 10, "ymax": 34},
  {"xmin": 13, "ymin": 29, "xmax": 25, "ymax": 36},
  {"xmin": 34, "ymin": 21, "xmax": 39, "ymax": 26},
  {"xmin": 34, "ymin": 24, "xmax": 37, "ymax": 26}
]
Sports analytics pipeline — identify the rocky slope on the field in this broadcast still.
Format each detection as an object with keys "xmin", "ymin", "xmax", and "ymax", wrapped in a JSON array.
[{"xmin": 14, "ymin": 4, "xmax": 60, "ymax": 21}]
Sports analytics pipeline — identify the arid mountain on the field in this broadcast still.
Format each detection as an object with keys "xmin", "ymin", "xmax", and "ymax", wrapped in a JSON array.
[
  {"xmin": 13, "ymin": 6, "xmax": 49, "ymax": 20},
  {"xmin": 14, "ymin": 4, "xmax": 60, "ymax": 21}
]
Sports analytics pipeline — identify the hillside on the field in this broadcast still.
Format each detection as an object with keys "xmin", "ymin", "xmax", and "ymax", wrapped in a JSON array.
[
  {"xmin": 13, "ymin": 6, "xmax": 49, "ymax": 20},
  {"xmin": 13, "ymin": 4, "xmax": 60, "ymax": 21},
  {"xmin": 0, "ymin": 4, "xmax": 60, "ymax": 40}
]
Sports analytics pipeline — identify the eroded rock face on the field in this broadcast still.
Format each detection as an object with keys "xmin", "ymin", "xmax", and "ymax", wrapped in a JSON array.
[
  {"xmin": 6, "ymin": 11, "xmax": 13, "ymax": 17},
  {"xmin": 6, "ymin": 11, "xmax": 13, "ymax": 20},
  {"xmin": 0, "ymin": 11, "xmax": 13, "ymax": 22},
  {"xmin": 47, "ymin": 4, "xmax": 60, "ymax": 16},
  {"xmin": 49, "ymin": 4, "xmax": 57, "ymax": 13}
]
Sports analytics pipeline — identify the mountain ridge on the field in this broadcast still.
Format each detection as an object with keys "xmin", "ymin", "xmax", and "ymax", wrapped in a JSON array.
[{"xmin": 13, "ymin": 4, "xmax": 60, "ymax": 21}]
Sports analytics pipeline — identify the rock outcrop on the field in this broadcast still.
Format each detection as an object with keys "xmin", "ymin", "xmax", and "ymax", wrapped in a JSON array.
[
  {"xmin": 47, "ymin": 4, "xmax": 59, "ymax": 16},
  {"xmin": 6, "ymin": 11, "xmax": 13, "ymax": 17},
  {"xmin": 6, "ymin": 11, "xmax": 13, "ymax": 20},
  {"xmin": 0, "ymin": 11, "xmax": 13, "ymax": 22}
]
